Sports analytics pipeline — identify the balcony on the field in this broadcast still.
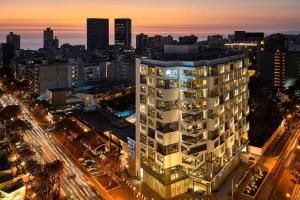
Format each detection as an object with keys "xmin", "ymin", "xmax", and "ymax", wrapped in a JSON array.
[
  {"xmin": 141, "ymin": 157, "xmax": 189, "ymax": 184},
  {"xmin": 182, "ymin": 112, "xmax": 206, "ymax": 123},
  {"xmin": 156, "ymin": 121, "xmax": 178, "ymax": 133},
  {"xmin": 157, "ymin": 79, "xmax": 178, "ymax": 89},
  {"xmin": 156, "ymin": 100, "xmax": 178, "ymax": 112},
  {"xmin": 181, "ymin": 100, "xmax": 206, "ymax": 111}
]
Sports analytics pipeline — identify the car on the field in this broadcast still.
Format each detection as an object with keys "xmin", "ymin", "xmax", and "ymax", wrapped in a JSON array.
[
  {"xmin": 67, "ymin": 174, "xmax": 76, "ymax": 179},
  {"xmin": 87, "ymin": 167, "xmax": 98, "ymax": 172},
  {"xmin": 83, "ymin": 160, "xmax": 96, "ymax": 165}
]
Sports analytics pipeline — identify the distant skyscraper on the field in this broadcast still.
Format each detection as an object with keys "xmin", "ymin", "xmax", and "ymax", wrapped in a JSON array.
[
  {"xmin": 87, "ymin": 18, "xmax": 109, "ymax": 50},
  {"xmin": 136, "ymin": 33, "xmax": 148, "ymax": 54},
  {"xmin": 6, "ymin": 32, "xmax": 20, "ymax": 51},
  {"xmin": 0, "ymin": 43, "xmax": 15, "ymax": 67},
  {"xmin": 43, "ymin": 28, "xmax": 59, "ymax": 49},
  {"xmin": 179, "ymin": 34, "xmax": 198, "ymax": 45},
  {"xmin": 44, "ymin": 28, "xmax": 54, "ymax": 49},
  {"xmin": 115, "ymin": 18, "xmax": 132, "ymax": 47}
]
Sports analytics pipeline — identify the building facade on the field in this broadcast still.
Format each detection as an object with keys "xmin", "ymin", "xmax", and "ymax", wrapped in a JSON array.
[
  {"xmin": 6, "ymin": 32, "xmax": 20, "ymax": 51},
  {"xmin": 87, "ymin": 18, "xmax": 109, "ymax": 50},
  {"xmin": 259, "ymin": 34, "xmax": 300, "ymax": 88},
  {"xmin": 43, "ymin": 28, "xmax": 59, "ymax": 49},
  {"xmin": 135, "ymin": 54, "xmax": 250, "ymax": 198},
  {"xmin": 115, "ymin": 18, "xmax": 132, "ymax": 47}
]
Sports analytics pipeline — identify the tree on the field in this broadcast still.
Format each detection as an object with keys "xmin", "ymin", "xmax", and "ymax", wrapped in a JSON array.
[
  {"xmin": 44, "ymin": 160, "xmax": 64, "ymax": 199},
  {"xmin": 0, "ymin": 105, "xmax": 22, "ymax": 122},
  {"xmin": 7, "ymin": 118, "xmax": 31, "ymax": 131},
  {"xmin": 54, "ymin": 118, "xmax": 82, "ymax": 133},
  {"xmin": 32, "ymin": 160, "xmax": 64, "ymax": 200},
  {"xmin": 18, "ymin": 146, "xmax": 35, "ymax": 162}
]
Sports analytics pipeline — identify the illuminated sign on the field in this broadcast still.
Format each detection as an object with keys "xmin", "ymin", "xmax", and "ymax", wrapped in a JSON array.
[{"xmin": 165, "ymin": 69, "xmax": 178, "ymax": 78}]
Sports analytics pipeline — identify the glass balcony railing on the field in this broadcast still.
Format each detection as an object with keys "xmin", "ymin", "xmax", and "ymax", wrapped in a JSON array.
[{"xmin": 156, "ymin": 121, "xmax": 178, "ymax": 133}]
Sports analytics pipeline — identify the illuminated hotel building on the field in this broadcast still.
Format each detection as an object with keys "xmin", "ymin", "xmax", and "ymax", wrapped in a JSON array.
[{"xmin": 135, "ymin": 46, "xmax": 250, "ymax": 199}]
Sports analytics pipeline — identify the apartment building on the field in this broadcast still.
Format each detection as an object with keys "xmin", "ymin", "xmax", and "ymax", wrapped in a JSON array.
[{"xmin": 135, "ymin": 47, "xmax": 250, "ymax": 198}]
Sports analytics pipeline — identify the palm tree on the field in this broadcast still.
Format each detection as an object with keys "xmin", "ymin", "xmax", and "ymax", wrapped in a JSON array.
[
  {"xmin": 44, "ymin": 160, "xmax": 64, "ymax": 199},
  {"xmin": 18, "ymin": 146, "xmax": 35, "ymax": 162}
]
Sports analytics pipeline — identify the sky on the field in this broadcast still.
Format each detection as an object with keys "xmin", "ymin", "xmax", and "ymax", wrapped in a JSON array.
[{"xmin": 0, "ymin": 0, "xmax": 300, "ymax": 49}]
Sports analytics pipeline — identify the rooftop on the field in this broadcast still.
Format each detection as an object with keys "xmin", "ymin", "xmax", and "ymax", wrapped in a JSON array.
[
  {"xmin": 140, "ymin": 45, "xmax": 245, "ymax": 67},
  {"xmin": 47, "ymin": 87, "xmax": 73, "ymax": 92},
  {"xmin": 0, "ymin": 174, "xmax": 13, "ymax": 184},
  {"xmin": 75, "ymin": 111, "xmax": 135, "ymax": 142},
  {"xmin": 1, "ymin": 180, "xmax": 24, "ymax": 194}
]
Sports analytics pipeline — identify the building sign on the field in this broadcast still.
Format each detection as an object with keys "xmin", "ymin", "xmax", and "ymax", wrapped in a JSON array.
[{"xmin": 165, "ymin": 69, "xmax": 178, "ymax": 78}]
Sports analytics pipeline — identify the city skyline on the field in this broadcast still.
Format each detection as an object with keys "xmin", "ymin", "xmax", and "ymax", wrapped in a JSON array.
[{"xmin": 1, "ymin": 0, "xmax": 300, "ymax": 49}]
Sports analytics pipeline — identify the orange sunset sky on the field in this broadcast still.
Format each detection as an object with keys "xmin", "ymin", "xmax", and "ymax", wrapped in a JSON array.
[{"xmin": 0, "ymin": 0, "xmax": 299, "ymax": 49}]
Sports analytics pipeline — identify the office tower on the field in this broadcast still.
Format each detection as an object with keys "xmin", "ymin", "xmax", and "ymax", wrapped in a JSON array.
[
  {"xmin": 207, "ymin": 35, "xmax": 225, "ymax": 48},
  {"xmin": 179, "ymin": 34, "xmax": 198, "ymax": 45},
  {"xmin": 87, "ymin": 18, "xmax": 109, "ymax": 50},
  {"xmin": 163, "ymin": 35, "xmax": 174, "ymax": 45},
  {"xmin": 148, "ymin": 35, "xmax": 165, "ymax": 50},
  {"xmin": 43, "ymin": 28, "xmax": 59, "ymax": 49},
  {"xmin": 115, "ymin": 18, "xmax": 132, "ymax": 47},
  {"xmin": 44, "ymin": 28, "xmax": 54, "ymax": 49},
  {"xmin": 0, "ymin": 43, "xmax": 15, "ymax": 67},
  {"xmin": 136, "ymin": 46, "xmax": 250, "ymax": 198},
  {"xmin": 6, "ymin": 32, "xmax": 20, "ymax": 51},
  {"xmin": 136, "ymin": 33, "xmax": 149, "ymax": 55},
  {"xmin": 52, "ymin": 37, "xmax": 59, "ymax": 49}
]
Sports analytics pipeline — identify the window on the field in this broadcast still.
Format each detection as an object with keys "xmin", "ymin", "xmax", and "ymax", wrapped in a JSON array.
[
  {"xmin": 157, "ymin": 69, "xmax": 164, "ymax": 76},
  {"xmin": 188, "ymin": 144, "xmax": 207, "ymax": 155},
  {"xmin": 156, "ymin": 133, "xmax": 163, "ymax": 141},
  {"xmin": 156, "ymin": 143, "xmax": 179, "ymax": 155},
  {"xmin": 140, "ymin": 86, "xmax": 146, "ymax": 93},
  {"xmin": 140, "ymin": 75, "xmax": 147, "ymax": 84},
  {"xmin": 140, "ymin": 134, "xmax": 147, "ymax": 144},
  {"xmin": 157, "ymin": 154, "xmax": 164, "ymax": 163},
  {"xmin": 148, "ymin": 66, "xmax": 156, "ymax": 75},
  {"xmin": 140, "ymin": 66, "xmax": 147, "ymax": 74},
  {"xmin": 148, "ymin": 128, "xmax": 155, "ymax": 139}
]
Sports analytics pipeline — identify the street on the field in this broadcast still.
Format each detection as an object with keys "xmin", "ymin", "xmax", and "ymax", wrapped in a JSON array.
[
  {"xmin": 255, "ymin": 118, "xmax": 300, "ymax": 200},
  {"xmin": 0, "ymin": 93, "xmax": 110, "ymax": 200}
]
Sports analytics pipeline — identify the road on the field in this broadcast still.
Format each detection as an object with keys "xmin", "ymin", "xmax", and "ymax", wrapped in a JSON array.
[
  {"xmin": 0, "ymin": 94, "xmax": 108, "ymax": 200},
  {"xmin": 256, "ymin": 119, "xmax": 300, "ymax": 200}
]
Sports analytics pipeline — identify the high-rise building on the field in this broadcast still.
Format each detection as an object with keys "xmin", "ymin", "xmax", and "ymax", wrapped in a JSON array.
[
  {"xmin": 87, "ymin": 18, "xmax": 109, "ymax": 50},
  {"xmin": 259, "ymin": 34, "xmax": 300, "ymax": 88},
  {"xmin": 231, "ymin": 31, "xmax": 264, "ymax": 43},
  {"xmin": 135, "ymin": 47, "xmax": 250, "ymax": 198},
  {"xmin": 136, "ymin": 33, "xmax": 149, "ymax": 55},
  {"xmin": 115, "ymin": 18, "xmax": 132, "ymax": 47},
  {"xmin": 43, "ymin": 28, "xmax": 59, "ymax": 49},
  {"xmin": 6, "ymin": 32, "xmax": 20, "ymax": 51},
  {"xmin": 44, "ymin": 28, "xmax": 54, "ymax": 49},
  {"xmin": 225, "ymin": 31, "xmax": 264, "ymax": 72},
  {"xmin": 0, "ymin": 43, "xmax": 15, "ymax": 67},
  {"xmin": 207, "ymin": 35, "xmax": 225, "ymax": 48},
  {"xmin": 179, "ymin": 34, "xmax": 198, "ymax": 45}
]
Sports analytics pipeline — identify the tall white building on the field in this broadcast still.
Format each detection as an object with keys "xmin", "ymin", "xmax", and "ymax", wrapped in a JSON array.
[{"xmin": 135, "ymin": 49, "xmax": 250, "ymax": 199}]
